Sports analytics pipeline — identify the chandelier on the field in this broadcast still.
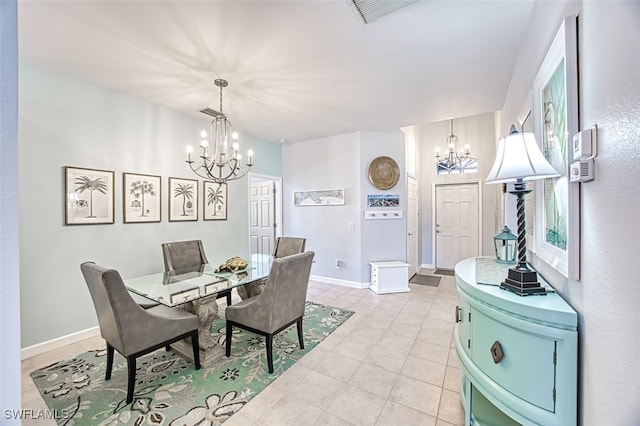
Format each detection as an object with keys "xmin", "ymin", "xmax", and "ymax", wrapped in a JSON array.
[
  {"xmin": 186, "ymin": 79, "xmax": 254, "ymax": 184},
  {"xmin": 435, "ymin": 119, "xmax": 477, "ymax": 174}
]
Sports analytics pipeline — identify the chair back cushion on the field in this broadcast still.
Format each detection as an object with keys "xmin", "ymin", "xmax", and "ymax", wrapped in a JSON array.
[
  {"xmin": 162, "ymin": 240, "xmax": 209, "ymax": 271},
  {"xmin": 80, "ymin": 262, "xmax": 140, "ymax": 352},
  {"xmin": 226, "ymin": 251, "xmax": 314, "ymax": 333},
  {"xmin": 273, "ymin": 237, "xmax": 306, "ymax": 258}
]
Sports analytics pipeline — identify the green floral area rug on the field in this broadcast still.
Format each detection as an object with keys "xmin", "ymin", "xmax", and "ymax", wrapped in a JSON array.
[{"xmin": 31, "ymin": 301, "xmax": 353, "ymax": 425}]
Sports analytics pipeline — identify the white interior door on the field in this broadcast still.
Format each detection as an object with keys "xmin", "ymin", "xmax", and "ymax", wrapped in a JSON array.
[
  {"xmin": 407, "ymin": 175, "xmax": 419, "ymax": 276},
  {"xmin": 250, "ymin": 180, "xmax": 275, "ymax": 255},
  {"xmin": 435, "ymin": 183, "xmax": 479, "ymax": 269}
]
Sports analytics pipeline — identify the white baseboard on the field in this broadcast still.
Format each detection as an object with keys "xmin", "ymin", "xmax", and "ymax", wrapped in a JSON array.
[
  {"xmin": 420, "ymin": 263, "xmax": 435, "ymax": 270},
  {"xmin": 310, "ymin": 275, "xmax": 369, "ymax": 289},
  {"xmin": 21, "ymin": 326, "xmax": 100, "ymax": 360}
]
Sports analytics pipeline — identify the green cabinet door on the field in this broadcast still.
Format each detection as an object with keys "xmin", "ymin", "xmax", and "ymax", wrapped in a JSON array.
[{"xmin": 472, "ymin": 308, "xmax": 556, "ymax": 412}]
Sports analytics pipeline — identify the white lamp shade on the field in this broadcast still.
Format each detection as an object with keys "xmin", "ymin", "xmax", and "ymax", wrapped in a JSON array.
[{"xmin": 485, "ymin": 131, "xmax": 560, "ymax": 184}]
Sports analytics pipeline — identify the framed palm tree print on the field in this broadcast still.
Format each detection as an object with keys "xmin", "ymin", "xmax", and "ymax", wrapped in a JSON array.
[
  {"xmin": 123, "ymin": 172, "xmax": 161, "ymax": 223},
  {"xmin": 203, "ymin": 181, "xmax": 227, "ymax": 220},
  {"xmin": 65, "ymin": 166, "xmax": 114, "ymax": 225},
  {"xmin": 169, "ymin": 177, "xmax": 198, "ymax": 221}
]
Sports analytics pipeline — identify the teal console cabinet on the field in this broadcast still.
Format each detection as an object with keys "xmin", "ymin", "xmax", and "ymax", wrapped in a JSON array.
[{"xmin": 454, "ymin": 257, "xmax": 577, "ymax": 425}]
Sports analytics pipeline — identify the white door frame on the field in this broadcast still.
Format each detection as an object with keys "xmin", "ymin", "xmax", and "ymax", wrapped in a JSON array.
[
  {"xmin": 406, "ymin": 173, "xmax": 419, "ymax": 276},
  {"xmin": 431, "ymin": 181, "xmax": 483, "ymax": 267},
  {"xmin": 248, "ymin": 173, "xmax": 283, "ymax": 253}
]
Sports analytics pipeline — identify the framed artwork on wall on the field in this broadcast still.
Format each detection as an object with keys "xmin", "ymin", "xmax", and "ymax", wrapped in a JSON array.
[
  {"xmin": 123, "ymin": 172, "xmax": 161, "ymax": 223},
  {"xmin": 203, "ymin": 181, "xmax": 227, "ymax": 220},
  {"xmin": 367, "ymin": 194, "xmax": 400, "ymax": 207},
  {"xmin": 168, "ymin": 177, "xmax": 198, "ymax": 222},
  {"xmin": 293, "ymin": 189, "xmax": 345, "ymax": 206},
  {"xmin": 532, "ymin": 15, "xmax": 580, "ymax": 280},
  {"xmin": 65, "ymin": 166, "xmax": 114, "ymax": 225}
]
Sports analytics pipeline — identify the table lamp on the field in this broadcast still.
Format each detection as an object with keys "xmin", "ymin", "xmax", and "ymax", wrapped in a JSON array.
[{"xmin": 485, "ymin": 126, "xmax": 560, "ymax": 296}]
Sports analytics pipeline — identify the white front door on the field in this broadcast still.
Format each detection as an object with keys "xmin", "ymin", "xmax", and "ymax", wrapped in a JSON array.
[
  {"xmin": 407, "ymin": 175, "xmax": 419, "ymax": 276},
  {"xmin": 250, "ymin": 180, "xmax": 275, "ymax": 255},
  {"xmin": 435, "ymin": 183, "xmax": 479, "ymax": 269}
]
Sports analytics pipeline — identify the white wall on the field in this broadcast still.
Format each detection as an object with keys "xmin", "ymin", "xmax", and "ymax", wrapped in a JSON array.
[
  {"xmin": 413, "ymin": 113, "xmax": 499, "ymax": 267},
  {"xmin": 283, "ymin": 131, "xmax": 405, "ymax": 285},
  {"xmin": 359, "ymin": 131, "xmax": 406, "ymax": 279},
  {"xmin": 19, "ymin": 64, "xmax": 282, "ymax": 347},
  {"xmin": 500, "ymin": 1, "xmax": 640, "ymax": 423},
  {"xmin": 1, "ymin": 0, "xmax": 22, "ymax": 417}
]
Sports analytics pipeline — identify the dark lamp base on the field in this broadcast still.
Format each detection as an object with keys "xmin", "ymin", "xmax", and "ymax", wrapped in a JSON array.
[{"xmin": 499, "ymin": 267, "xmax": 547, "ymax": 296}]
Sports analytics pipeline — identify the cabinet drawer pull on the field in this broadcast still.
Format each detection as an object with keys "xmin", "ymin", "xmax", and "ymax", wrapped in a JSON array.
[
  {"xmin": 455, "ymin": 306, "xmax": 462, "ymax": 323},
  {"xmin": 490, "ymin": 341, "xmax": 504, "ymax": 364}
]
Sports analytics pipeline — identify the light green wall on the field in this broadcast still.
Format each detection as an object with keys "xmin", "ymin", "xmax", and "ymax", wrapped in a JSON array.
[
  {"xmin": 1, "ymin": 0, "xmax": 21, "ymax": 412},
  {"xmin": 19, "ymin": 64, "xmax": 281, "ymax": 347}
]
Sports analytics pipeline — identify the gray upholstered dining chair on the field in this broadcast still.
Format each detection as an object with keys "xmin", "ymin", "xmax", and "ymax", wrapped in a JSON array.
[
  {"xmin": 273, "ymin": 236, "xmax": 306, "ymax": 258},
  {"xmin": 80, "ymin": 262, "xmax": 200, "ymax": 405},
  {"xmin": 161, "ymin": 239, "xmax": 232, "ymax": 306},
  {"xmin": 237, "ymin": 236, "xmax": 307, "ymax": 300},
  {"xmin": 225, "ymin": 251, "xmax": 315, "ymax": 373}
]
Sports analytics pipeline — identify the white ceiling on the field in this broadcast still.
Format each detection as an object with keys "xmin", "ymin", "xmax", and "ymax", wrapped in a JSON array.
[{"xmin": 18, "ymin": 0, "xmax": 535, "ymax": 144}]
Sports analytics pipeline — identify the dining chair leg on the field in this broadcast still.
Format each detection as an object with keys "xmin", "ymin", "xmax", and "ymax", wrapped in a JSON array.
[
  {"xmin": 225, "ymin": 322, "xmax": 233, "ymax": 357},
  {"xmin": 226, "ymin": 292, "xmax": 232, "ymax": 306},
  {"xmin": 126, "ymin": 356, "xmax": 137, "ymax": 404},
  {"xmin": 165, "ymin": 345, "xmax": 171, "ymax": 351},
  {"xmin": 266, "ymin": 334, "xmax": 274, "ymax": 373},
  {"xmin": 191, "ymin": 331, "xmax": 201, "ymax": 370},
  {"xmin": 105, "ymin": 343, "xmax": 114, "ymax": 381},
  {"xmin": 296, "ymin": 317, "xmax": 305, "ymax": 349}
]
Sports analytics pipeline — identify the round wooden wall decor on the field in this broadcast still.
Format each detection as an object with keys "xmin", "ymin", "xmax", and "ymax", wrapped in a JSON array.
[{"xmin": 368, "ymin": 156, "xmax": 400, "ymax": 190}]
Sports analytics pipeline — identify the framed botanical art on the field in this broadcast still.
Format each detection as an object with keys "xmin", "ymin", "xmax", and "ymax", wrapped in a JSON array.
[
  {"xmin": 203, "ymin": 181, "xmax": 227, "ymax": 220},
  {"xmin": 65, "ymin": 166, "xmax": 114, "ymax": 225},
  {"xmin": 532, "ymin": 15, "xmax": 580, "ymax": 280},
  {"xmin": 168, "ymin": 177, "xmax": 198, "ymax": 222},
  {"xmin": 123, "ymin": 172, "xmax": 161, "ymax": 223}
]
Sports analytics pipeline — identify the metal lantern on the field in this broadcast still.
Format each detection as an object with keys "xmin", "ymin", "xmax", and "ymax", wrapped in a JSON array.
[{"xmin": 493, "ymin": 226, "xmax": 517, "ymax": 264}]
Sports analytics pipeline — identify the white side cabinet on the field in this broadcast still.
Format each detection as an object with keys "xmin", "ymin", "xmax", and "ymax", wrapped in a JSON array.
[{"xmin": 369, "ymin": 261, "xmax": 410, "ymax": 294}]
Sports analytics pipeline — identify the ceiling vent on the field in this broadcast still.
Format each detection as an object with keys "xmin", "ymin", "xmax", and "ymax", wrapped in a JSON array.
[{"xmin": 349, "ymin": 0, "xmax": 422, "ymax": 24}]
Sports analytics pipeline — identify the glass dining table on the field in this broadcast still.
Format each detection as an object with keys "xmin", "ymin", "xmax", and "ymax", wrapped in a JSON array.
[{"xmin": 124, "ymin": 253, "xmax": 273, "ymax": 365}]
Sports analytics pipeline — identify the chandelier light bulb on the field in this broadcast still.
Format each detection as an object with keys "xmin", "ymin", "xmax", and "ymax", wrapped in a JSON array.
[
  {"xmin": 232, "ymin": 142, "xmax": 239, "ymax": 151},
  {"xmin": 247, "ymin": 149, "xmax": 254, "ymax": 157},
  {"xmin": 232, "ymin": 131, "xmax": 239, "ymax": 140},
  {"xmin": 200, "ymin": 139, "xmax": 209, "ymax": 148},
  {"xmin": 200, "ymin": 130, "xmax": 208, "ymax": 138},
  {"xmin": 236, "ymin": 154, "xmax": 242, "ymax": 161}
]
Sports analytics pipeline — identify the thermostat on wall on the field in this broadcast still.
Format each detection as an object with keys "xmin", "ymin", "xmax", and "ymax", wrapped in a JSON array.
[
  {"xmin": 572, "ymin": 125, "xmax": 597, "ymax": 160},
  {"xmin": 570, "ymin": 159, "xmax": 594, "ymax": 182}
]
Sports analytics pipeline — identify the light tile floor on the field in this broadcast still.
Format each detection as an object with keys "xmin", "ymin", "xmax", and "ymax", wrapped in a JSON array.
[{"xmin": 21, "ymin": 270, "xmax": 464, "ymax": 426}]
